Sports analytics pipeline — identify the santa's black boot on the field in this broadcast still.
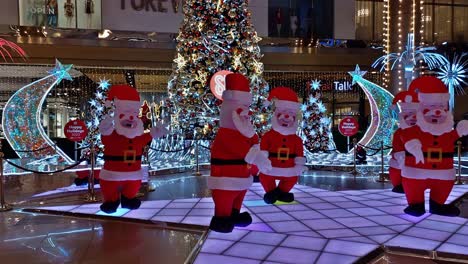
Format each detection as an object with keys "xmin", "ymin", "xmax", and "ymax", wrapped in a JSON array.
[
  {"xmin": 392, "ymin": 184, "xmax": 405, "ymax": 194},
  {"xmin": 121, "ymin": 195, "xmax": 141, "ymax": 210},
  {"xmin": 263, "ymin": 189, "xmax": 279, "ymax": 204},
  {"xmin": 209, "ymin": 216, "xmax": 234, "ymax": 233},
  {"xmin": 74, "ymin": 177, "xmax": 88, "ymax": 186},
  {"xmin": 100, "ymin": 200, "xmax": 120, "ymax": 214},
  {"xmin": 429, "ymin": 199, "xmax": 460, "ymax": 217},
  {"xmin": 277, "ymin": 188, "xmax": 295, "ymax": 203},
  {"xmin": 231, "ymin": 209, "xmax": 252, "ymax": 227},
  {"xmin": 404, "ymin": 203, "xmax": 426, "ymax": 217}
]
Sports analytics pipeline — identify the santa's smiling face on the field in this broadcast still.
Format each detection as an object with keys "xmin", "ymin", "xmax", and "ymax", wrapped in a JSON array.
[
  {"xmin": 399, "ymin": 109, "xmax": 417, "ymax": 129},
  {"xmin": 113, "ymin": 100, "xmax": 144, "ymax": 139},
  {"xmin": 421, "ymin": 102, "xmax": 449, "ymax": 124},
  {"xmin": 272, "ymin": 107, "xmax": 298, "ymax": 135},
  {"xmin": 416, "ymin": 101, "xmax": 454, "ymax": 135}
]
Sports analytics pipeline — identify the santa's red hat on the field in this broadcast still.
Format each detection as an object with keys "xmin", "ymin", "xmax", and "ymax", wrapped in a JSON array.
[
  {"xmin": 408, "ymin": 76, "xmax": 449, "ymax": 104},
  {"xmin": 106, "ymin": 85, "xmax": 141, "ymax": 108},
  {"xmin": 392, "ymin": 91, "xmax": 419, "ymax": 111},
  {"xmin": 222, "ymin": 73, "xmax": 252, "ymax": 102},
  {"xmin": 267, "ymin": 86, "xmax": 301, "ymax": 110}
]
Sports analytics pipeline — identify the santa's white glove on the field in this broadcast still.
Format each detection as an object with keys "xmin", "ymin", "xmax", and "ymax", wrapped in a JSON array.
[
  {"xmin": 405, "ymin": 139, "xmax": 424, "ymax": 164},
  {"xmin": 232, "ymin": 110, "xmax": 256, "ymax": 138},
  {"xmin": 245, "ymin": 145, "xmax": 272, "ymax": 173},
  {"xmin": 456, "ymin": 120, "xmax": 468, "ymax": 137},
  {"xmin": 150, "ymin": 122, "xmax": 169, "ymax": 138},
  {"xmin": 294, "ymin": 157, "xmax": 307, "ymax": 175},
  {"xmin": 98, "ymin": 115, "xmax": 114, "ymax": 136}
]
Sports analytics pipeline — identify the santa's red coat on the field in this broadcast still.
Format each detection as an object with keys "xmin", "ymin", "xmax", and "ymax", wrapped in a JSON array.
[
  {"xmin": 260, "ymin": 129, "xmax": 304, "ymax": 177},
  {"xmin": 100, "ymin": 131, "xmax": 152, "ymax": 181},
  {"xmin": 208, "ymin": 128, "xmax": 259, "ymax": 190},
  {"xmin": 401, "ymin": 126, "xmax": 460, "ymax": 180}
]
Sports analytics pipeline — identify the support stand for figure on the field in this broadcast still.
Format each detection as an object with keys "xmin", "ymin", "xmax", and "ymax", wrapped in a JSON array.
[
  {"xmin": 85, "ymin": 141, "xmax": 97, "ymax": 202},
  {"xmin": 377, "ymin": 141, "xmax": 389, "ymax": 182},
  {"xmin": 0, "ymin": 141, "xmax": 12, "ymax": 212},
  {"xmin": 455, "ymin": 141, "xmax": 464, "ymax": 185},
  {"xmin": 145, "ymin": 145, "xmax": 156, "ymax": 192},
  {"xmin": 350, "ymin": 138, "xmax": 359, "ymax": 177}
]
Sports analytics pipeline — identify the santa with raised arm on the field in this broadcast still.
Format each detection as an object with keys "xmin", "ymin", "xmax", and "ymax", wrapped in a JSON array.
[
  {"xmin": 208, "ymin": 73, "xmax": 272, "ymax": 233},
  {"xmin": 401, "ymin": 76, "xmax": 468, "ymax": 217},
  {"xmin": 388, "ymin": 90, "xmax": 419, "ymax": 193},
  {"xmin": 259, "ymin": 87, "xmax": 306, "ymax": 204},
  {"xmin": 98, "ymin": 85, "xmax": 168, "ymax": 214}
]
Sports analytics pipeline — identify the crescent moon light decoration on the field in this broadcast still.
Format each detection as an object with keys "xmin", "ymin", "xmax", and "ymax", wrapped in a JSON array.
[
  {"xmin": 348, "ymin": 65, "xmax": 399, "ymax": 155},
  {"xmin": 2, "ymin": 60, "xmax": 74, "ymax": 165}
]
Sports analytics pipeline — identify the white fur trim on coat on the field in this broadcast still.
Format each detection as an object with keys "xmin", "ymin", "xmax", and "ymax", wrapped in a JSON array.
[
  {"xmin": 222, "ymin": 90, "xmax": 252, "ymax": 102},
  {"xmin": 418, "ymin": 93, "xmax": 450, "ymax": 103},
  {"xmin": 100, "ymin": 168, "xmax": 145, "ymax": 181},
  {"xmin": 207, "ymin": 176, "xmax": 253, "ymax": 191},
  {"xmin": 294, "ymin": 157, "xmax": 306, "ymax": 165},
  {"xmin": 388, "ymin": 158, "xmax": 401, "ymax": 169},
  {"xmin": 263, "ymin": 166, "xmax": 300, "ymax": 177},
  {"xmin": 399, "ymin": 102, "xmax": 419, "ymax": 111},
  {"xmin": 275, "ymin": 100, "xmax": 301, "ymax": 110},
  {"xmin": 402, "ymin": 166, "xmax": 455, "ymax": 180}
]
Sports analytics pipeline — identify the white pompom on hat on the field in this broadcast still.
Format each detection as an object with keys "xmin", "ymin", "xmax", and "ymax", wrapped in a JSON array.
[{"xmin": 266, "ymin": 86, "xmax": 301, "ymax": 110}]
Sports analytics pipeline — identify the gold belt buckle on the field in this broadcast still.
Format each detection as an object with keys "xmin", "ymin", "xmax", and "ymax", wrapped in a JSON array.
[
  {"xmin": 277, "ymin": 147, "xmax": 290, "ymax": 161},
  {"xmin": 427, "ymin": 147, "xmax": 442, "ymax": 163},
  {"xmin": 124, "ymin": 150, "xmax": 137, "ymax": 163}
]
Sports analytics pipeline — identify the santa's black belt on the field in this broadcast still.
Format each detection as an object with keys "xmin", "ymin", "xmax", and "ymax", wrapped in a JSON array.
[
  {"xmin": 269, "ymin": 153, "xmax": 297, "ymax": 158},
  {"xmin": 104, "ymin": 155, "xmax": 142, "ymax": 161},
  {"xmin": 405, "ymin": 151, "xmax": 453, "ymax": 158},
  {"xmin": 211, "ymin": 158, "xmax": 247, "ymax": 165}
]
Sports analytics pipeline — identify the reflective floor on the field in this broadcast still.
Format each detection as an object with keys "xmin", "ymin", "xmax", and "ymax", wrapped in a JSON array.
[
  {"xmin": 1, "ymin": 169, "xmax": 467, "ymax": 264},
  {"xmin": 0, "ymin": 210, "xmax": 205, "ymax": 264}
]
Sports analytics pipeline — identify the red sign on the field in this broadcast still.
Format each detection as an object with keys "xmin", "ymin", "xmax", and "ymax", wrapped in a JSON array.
[
  {"xmin": 210, "ymin": 70, "xmax": 233, "ymax": 100},
  {"xmin": 338, "ymin": 117, "xmax": 359, "ymax": 137},
  {"xmin": 64, "ymin": 119, "xmax": 88, "ymax": 142}
]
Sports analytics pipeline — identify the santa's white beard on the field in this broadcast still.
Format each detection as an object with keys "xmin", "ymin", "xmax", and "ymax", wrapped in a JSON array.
[
  {"xmin": 114, "ymin": 117, "xmax": 144, "ymax": 139},
  {"xmin": 416, "ymin": 110, "xmax": 454, "ymax": 136},
  {"xmin": 272, "ymin": 117, "xmax": 298, "ymax": 135}
]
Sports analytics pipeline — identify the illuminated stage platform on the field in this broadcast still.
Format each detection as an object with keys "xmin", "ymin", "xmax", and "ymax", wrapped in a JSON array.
[{"xmin": 32, "ymin": 183, "xmax": 468, "ymax": 263}]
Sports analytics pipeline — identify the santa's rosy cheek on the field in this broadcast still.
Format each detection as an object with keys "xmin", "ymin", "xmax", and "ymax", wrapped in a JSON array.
[
  {"xmin": 119, "ymin": 114, "xmax": 125, "ymax": 119},
  {"xmin": 404, "ymin": 115, "xmax": 409, "ymax": 119},
  {"xmin": 277, "ymin": 113, "xmax": 281, "ymax": 118},
  {"xmin": 423, "ymin": 109, "xmax": 430, "ymax": 114}
]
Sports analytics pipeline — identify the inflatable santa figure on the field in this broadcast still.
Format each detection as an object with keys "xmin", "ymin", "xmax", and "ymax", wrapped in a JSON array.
[
  {"xmin": 98, "ymin": 85, "xmax": 168, "ymax": 214},
  {"xmin": 208, "ymin": 73, "xmax": 272, "ymax": 233},
  {"xmin": 388, "ymin": 90, "xmax": 419, "ymax": 193},
  {"xmin": 401, "ymin": 76, "xmax": 468, "ymax": 217},
  {"xmin": 259, "ymin": 87, "xmax": 306, "ymax": 204}
]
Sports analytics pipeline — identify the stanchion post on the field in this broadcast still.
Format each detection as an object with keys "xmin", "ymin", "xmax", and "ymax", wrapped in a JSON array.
[
  {"xmin": 144, "ymin": 145, "xmax": 156, "ymax": 192},
  {"xmin": 0, "ymin": 141, "xmax": 12, "ymax": 212},
  {"xmin": 455, "ymin": 141, "xmax": 463, "ymax": 185},
  {"xmin": 350, "ymin": 138, "xmax": 358, "ymax": 177},
  {"xmin": 85, "ymin": 141, "xmax": 97, "ymax": 202},
  {"xmin": 377, "ymin": 141, "xmax": 388, "ymax": 183},
  {"xmin": 193, "ymin": 140, "xmax": 202, "ymax": 176}
]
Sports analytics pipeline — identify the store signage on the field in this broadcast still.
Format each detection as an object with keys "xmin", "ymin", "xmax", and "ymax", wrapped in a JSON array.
[
  {"xmin": 338, "ymin": 117, "xmax": 359, "ymax": 137},
  {"xmin": 210, "ymin": 70, "xmax": 233, "ymax": 100},
  {"xmin": 120, "ymin": 0, "xmax": 181, "ymax": 13},
  {"xmin": 64, "ymin": 119, "xmax": 88, "ymax": 142},
  {"xmin": 334, "ymin": 81, "xmax": 353, "ymax": 91}
]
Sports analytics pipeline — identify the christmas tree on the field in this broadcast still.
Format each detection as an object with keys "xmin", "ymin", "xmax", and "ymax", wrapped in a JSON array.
[
  {"xmin": 301, "ymin": 80, "xmax": 335, "ymax": 152},
  {"xmin": 166, "ymin": 0, "xmax": 269, "ymax": 139}
]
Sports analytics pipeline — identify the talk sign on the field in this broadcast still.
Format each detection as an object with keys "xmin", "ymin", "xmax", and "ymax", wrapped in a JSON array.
[
  {"xmin": 338, "ymin": 117, "xmax": 359, "ymax": 137},
  {"xmin": 210, "ymin": 70, "xmax": 233, "ymax": 100},
  {"xmin": 64, "ymin": 119, "xmax": 88, "ymax": 142}
]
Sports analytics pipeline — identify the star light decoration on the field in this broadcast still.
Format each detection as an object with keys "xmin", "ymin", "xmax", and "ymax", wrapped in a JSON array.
[
  {"xmin": 47, "ymin": 59, "xmax": 73, "ymax": 84},
  {"xmin": 348, "ymin": 65, "xmax": 398, "ymax": 154},
  {"xmin": 0, "ymin": 38, "xmax": 27, "ymax": 62},
  {"xmin": 372, "ymin": 33, "xmax": 448, "ymax": 90},
  {"xmin": 436, "ymin": 53, "xmax": 467, "ymax": 111}
]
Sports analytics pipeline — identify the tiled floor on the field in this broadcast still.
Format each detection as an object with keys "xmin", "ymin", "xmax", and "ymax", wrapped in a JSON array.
[{"xmin": 34, "ymin": 182, "xmax": 468, "ymax": 264}]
